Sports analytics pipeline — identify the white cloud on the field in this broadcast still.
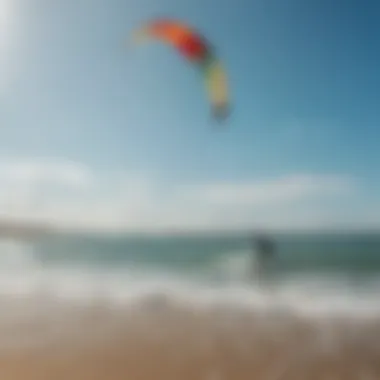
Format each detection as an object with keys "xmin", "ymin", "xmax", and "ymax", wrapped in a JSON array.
[
  {"xmin": 0, "ymin": 158, "xmax": 92, "ymax": 221},
  {"xmin": 0, "ymin": 158, "xmax": 92, "ymax": 188},
  {"xmin": 182, "ymin": 174, "xmax": 354, "ymax": 206},
  {"xmin": 0, "ymin": 157, "xmax": 365, "ymax": 232}
]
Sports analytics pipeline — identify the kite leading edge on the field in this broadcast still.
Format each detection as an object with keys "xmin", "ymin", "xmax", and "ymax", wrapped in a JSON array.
[{"xmin": 131, "ymin": 18, "xmax": 230, "ymax": 122}]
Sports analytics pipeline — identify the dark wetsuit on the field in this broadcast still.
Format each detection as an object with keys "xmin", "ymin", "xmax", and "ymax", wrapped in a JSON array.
[
  {"xmin": 254, "ymin": 235, "xmax": 275, "ymax": 259},
  {"xmin": 251, "ymin": 234, "xmax": 276, "ymax": 282}
]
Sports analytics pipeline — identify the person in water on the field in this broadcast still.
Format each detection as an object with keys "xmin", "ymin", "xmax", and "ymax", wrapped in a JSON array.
[{"xmin": 250, "ymin": 232, "xmax": 276, "ymax": 282}]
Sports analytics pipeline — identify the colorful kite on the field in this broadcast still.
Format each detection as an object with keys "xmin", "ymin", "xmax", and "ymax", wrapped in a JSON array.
[{"xmin": 131, "ymin": 18, "xmax": 230, "ymax": 122}]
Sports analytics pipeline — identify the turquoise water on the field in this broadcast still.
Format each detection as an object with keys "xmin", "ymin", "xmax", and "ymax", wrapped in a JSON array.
[
  {"xmin": 34, "ymin": 232, "xmax": 380, "ymax": 275},
  {"xmin": 1, "ymin": 231, "xmax": 380, "ymax": 317}
]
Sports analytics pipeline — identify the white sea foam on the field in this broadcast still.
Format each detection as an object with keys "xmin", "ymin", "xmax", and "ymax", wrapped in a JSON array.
[{"xmin": 0, "ymin": 239, "xmax": 379, "ymax": 323}]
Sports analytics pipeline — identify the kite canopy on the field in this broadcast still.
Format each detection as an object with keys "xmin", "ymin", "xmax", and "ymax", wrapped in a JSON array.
[{"xmin": 131, "ymin": 18, "xmax": 230, "ymax": 122}]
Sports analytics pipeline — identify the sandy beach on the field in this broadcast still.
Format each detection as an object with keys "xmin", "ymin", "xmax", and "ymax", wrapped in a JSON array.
[{"xmin": 0, "ymin": 296, "xmax": 378, "ymax": 380}]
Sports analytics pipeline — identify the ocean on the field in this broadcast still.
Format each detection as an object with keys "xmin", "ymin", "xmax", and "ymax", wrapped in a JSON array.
[
  {"xmin": 2, "ymin": 231, "xmax": 380, "ymax": 314},
  {"xmin": 0, "ymin": 232, "xmax": 380, "ymax": 378}
]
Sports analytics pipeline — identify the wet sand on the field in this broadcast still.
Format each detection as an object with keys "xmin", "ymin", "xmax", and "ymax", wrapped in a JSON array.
[{"xmin": 0, "ymin": 296, "xmax": 379, "ymax": 380}]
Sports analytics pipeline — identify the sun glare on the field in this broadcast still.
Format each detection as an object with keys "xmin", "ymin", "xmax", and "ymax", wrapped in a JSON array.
[{"xmin": 0, "ymin": 0, "xmax": 12, "ymax": 49}]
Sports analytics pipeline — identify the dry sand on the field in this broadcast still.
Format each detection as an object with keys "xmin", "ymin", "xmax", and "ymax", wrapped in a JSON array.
[{"xmin": 0, "ymin": 296, "xmax": 379, "ymax": 380}]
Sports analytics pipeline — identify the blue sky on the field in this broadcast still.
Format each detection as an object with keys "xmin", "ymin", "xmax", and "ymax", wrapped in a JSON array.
[{"xmin": 0, "ymin": 0, "xmax": 379, "ymax": 231}]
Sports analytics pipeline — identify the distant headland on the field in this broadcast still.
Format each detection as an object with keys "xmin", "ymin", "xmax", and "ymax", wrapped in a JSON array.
[{"xmin": 0, "ymin": 219, "xmax": 55, "ymax": 240}]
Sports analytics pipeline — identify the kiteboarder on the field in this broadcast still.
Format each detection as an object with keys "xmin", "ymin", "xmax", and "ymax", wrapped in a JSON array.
[{"xmin": 250, "ymin": 232, "xmax": 276, "ymax": 283}]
